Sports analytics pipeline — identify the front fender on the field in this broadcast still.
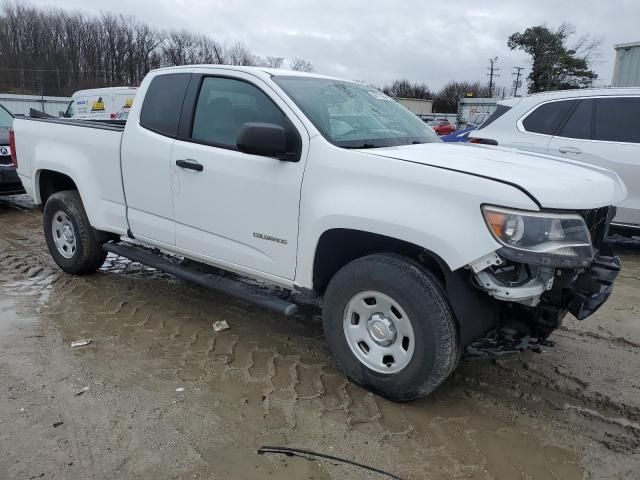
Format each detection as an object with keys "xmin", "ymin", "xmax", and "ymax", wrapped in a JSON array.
[{"xmin": 294, "ymin": 141, "xmax": 539, "ymax": 289}]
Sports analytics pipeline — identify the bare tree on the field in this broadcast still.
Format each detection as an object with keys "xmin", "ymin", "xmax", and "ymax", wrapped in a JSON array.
[
  {"xmin": 381, "ymin": 79, "xmax": 433, "ymax": 99},
  {"xmin": 261, "ymin": 56, "xmax": 284, "ymax": 68},
  {"xmin": 432, "ymin": 81, "xmax": 491, "ymax": 113},
  {"xmin": 289, "ymin": 58, "xmax": 314, "ymax": 72}
]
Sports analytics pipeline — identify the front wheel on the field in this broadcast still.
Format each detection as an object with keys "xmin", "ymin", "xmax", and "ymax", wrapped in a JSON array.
[
  {"xmin": 322, "ymin": 253, "xmax": 459, "ymax": 401},
  {"xmin": 43, "ymin": 190, "xmax": 107, "ymax": 275}
]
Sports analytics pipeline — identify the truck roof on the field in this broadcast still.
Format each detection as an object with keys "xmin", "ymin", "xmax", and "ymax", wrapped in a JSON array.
[{"xmin": 149, "ymin": 64, "xmax": 353, "ymax": 83}]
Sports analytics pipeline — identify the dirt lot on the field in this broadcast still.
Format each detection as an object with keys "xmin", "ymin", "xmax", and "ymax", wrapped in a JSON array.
[{"xmin": 1, "ymin": 195, "xmax": 639, "ymax": 480}]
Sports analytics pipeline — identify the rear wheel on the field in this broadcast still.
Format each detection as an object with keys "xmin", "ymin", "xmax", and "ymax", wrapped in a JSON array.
[
  {"xmin": 43, "ymin": 190, "xmax": 107, "ymax": 274},
  {"xmin": 322, "ymin": 253, "xmax": 459, "ymax": 401}
]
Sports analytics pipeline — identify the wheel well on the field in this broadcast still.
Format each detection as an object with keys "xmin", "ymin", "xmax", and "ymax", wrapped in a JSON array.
[
  {"xmin": 312, "ymin": 229, "xmax": 447, "ymax": 294},
  {"xmin": 38, "ymin": 170, "xmax": 77, "ymax": 205}
]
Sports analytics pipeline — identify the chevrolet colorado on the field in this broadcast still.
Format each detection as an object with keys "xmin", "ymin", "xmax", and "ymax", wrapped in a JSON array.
[{"xmin": 12, "ymin": 66, "xmax": 626, "ymax": 400}]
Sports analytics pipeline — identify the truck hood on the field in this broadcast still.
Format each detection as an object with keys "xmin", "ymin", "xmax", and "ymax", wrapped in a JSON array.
[{"xmin": 359, "ymin": 143, "xmax": 627, "ymax": 210}]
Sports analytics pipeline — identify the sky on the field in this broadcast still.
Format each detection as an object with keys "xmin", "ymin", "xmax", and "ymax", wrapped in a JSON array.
[{"xmin": 29, "ymin": 0, "xmax": 640, "ymax": 92}]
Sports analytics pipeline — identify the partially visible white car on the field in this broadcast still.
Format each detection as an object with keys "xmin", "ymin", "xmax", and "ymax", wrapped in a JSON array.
[{"xmin": 469, "ymin": 88, "xmax": 640, "ymax": 230}]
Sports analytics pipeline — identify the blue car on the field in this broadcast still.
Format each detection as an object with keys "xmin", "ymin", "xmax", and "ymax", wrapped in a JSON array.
[{"xmin": 441, "ymin": 127, "xmax": 476, "ymax": 143}]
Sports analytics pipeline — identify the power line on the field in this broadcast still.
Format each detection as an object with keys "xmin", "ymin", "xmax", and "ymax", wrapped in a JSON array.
[
  {"xmin": 512, "ymin": 66, "xmax": 524, "ymax": 97},
  {"xmin": 487, "ymin": 57, "xmax": 499, "ymax": 97}
]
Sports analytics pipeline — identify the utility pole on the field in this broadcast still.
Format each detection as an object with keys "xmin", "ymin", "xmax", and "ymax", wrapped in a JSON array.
[
  {"xmin": 487, "ymin": 57, "xmax": 499, "ymax": 97},
  {"xmin": 512, "ymin": 66, "xmax": 524, "ymax": 97}
]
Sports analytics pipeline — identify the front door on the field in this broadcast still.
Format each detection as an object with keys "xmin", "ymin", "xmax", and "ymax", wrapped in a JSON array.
[{"xmin": 170, "ymin": 72, "xmax": 308, "ymax": 280}]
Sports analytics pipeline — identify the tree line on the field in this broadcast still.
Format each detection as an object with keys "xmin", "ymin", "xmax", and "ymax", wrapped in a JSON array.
[
  {"xmin": 0, "ymin": 2, "xmax": 313, "ymax": 96},
  {"xmin": 381, "ymin": 79, "xmax": 491, "ymax": 113}
]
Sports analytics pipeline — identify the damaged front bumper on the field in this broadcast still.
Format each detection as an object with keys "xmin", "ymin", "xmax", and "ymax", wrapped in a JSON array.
[
  {"xmin": 464, "ymin": 251, "xmax": 621, "ymax": 355},
  {"xmin": 567, "ymin": 255, "xmax": 621, "ymax": 320}
]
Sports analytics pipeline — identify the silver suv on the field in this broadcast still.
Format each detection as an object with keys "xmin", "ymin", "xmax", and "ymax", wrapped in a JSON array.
[{"xmin": 469, "ymin": 88, "xmax": 640, "ymax": 231}]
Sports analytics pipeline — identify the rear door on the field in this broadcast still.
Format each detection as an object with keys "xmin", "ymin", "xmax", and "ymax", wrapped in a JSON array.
[
  {"xmin": 549, "ymin": 96, "xmax": 640, "ymax": 225},
  {"xmin": 169, "ymin": 71, "xmax": 308, "ymax": 280},
  {"xmin": 121, "ymin": 72, "xmax": 191, "ymax": 245}
]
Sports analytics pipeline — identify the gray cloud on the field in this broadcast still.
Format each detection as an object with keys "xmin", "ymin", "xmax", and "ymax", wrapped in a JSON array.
[{"xmin": 30, "ymin": 0, "xmax": 639, "ymax": 90}]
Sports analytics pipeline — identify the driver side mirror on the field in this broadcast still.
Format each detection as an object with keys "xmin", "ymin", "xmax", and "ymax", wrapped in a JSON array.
[{"xmin": 237, "ymin": 122, "xmax": 291, "ymax": 160}]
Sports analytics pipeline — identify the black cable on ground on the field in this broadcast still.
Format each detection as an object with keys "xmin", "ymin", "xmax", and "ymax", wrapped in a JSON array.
[{"xmin": 257, "ymin": 445, "xmax": 403, "ymax": 480}]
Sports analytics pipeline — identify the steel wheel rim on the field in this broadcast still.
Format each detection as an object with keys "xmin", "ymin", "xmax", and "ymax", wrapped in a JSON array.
[
  {"xmin": 343, "ymin": 290, "xmax": 415, "ymax": 374},
  {"xmin": 51, "ymin": 210, "xmax": 77, "ymax": 259}
]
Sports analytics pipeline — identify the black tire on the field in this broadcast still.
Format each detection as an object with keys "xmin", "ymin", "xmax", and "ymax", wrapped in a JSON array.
[
  {"xmin": 43, "ymin": 190, "xmax": 107, "ymax": 275},
  {"xmin": 322, "ymin": 253, "xmax": 459, "ymax": 401}
]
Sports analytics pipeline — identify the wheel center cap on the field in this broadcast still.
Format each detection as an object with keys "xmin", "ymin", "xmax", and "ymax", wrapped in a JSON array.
[
  {"xmin": 62, "ymin": 225, "xmax": 74, "ymax": 243},
  {"xmin": 368, "ymin": 313, "xmax": 397, "ymax": 346}
]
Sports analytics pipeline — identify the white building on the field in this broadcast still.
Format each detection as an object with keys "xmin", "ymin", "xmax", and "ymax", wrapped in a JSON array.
[{"xmin": 612, "ymin": 42, "xmax": 640, "ymax": 87}]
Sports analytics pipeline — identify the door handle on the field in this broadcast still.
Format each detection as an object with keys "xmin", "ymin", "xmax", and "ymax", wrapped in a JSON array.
[
  {"xmin": 176, "ymin": 159, "xmax": 203, "ymax": 171},
  {"xmin": 558, "ymin": 146, "xmax": 582, "ymax": 154}
]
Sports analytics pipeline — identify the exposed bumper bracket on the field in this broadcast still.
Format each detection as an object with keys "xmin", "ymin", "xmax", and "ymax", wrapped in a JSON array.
[{"xmin": 568, "ymin": 255, "xmax": 621, "ymax": 320}]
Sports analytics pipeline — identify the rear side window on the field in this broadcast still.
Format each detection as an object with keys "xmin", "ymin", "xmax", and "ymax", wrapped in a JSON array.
[
  {"xmin": 522, "ymin": 100, "xmax": 576, "ymax": 135},
  {"xmin": 476, "ymin": 104, "xmax": 511, "ymax": 129},
  {"xmin": 140, "ymin": 73, "xmax": 190, "ymax": 137},
  {"xmin": 594, "ymin": 97, "xmax": 640, "ymax": 143},
  {"xmin": 558, "ymin": 99, "xmax": 593, "ymax": 140}
]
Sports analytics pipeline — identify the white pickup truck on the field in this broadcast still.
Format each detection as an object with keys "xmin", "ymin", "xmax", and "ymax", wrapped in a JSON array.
[{"xmin": 12, "ymin": 65, "xmax": 626, "ymax": 401}]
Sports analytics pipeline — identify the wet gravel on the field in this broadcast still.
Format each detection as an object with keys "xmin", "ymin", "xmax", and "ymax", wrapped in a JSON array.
[{"xmin": 1, "ymin": 195, "xmax": 639, "ymax": 479}]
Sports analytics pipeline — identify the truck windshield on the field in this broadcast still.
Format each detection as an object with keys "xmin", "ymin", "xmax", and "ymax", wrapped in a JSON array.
[
  {"xmin": 0, "ymin": 105, "xmax": 13, "ymax": 128},
  {"xmin": 273, "ymin": 76, "xmax": 440, "ymax": 148}
]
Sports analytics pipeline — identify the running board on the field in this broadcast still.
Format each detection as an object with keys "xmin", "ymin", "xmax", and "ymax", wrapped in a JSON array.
[{"xmin": 102, "ymin": 243, "xmax": 298, "ymax": 317}]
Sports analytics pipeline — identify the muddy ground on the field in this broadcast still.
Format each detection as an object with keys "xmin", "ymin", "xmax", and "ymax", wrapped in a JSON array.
[{"xmin": 0, "ymin": 195, "xmax": 639, "ymax": 480}]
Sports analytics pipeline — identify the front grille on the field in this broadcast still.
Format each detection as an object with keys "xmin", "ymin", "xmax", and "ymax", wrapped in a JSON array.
[
  {"xmin": 0, "ymin": 155, "xmax": 11, "ymax": 165},
  {"xmin": 580, "ymin": 206, "xmax": 614, "ymax": 251}
]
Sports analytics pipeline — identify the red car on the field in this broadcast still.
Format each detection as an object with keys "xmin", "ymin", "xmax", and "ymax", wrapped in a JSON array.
[{"xmin": 427, "ymin": 119, "xmax": 456, "ymax": 136}]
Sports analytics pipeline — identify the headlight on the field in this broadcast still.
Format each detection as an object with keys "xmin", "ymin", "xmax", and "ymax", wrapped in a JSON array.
[{"xmin": 482, "ymin": 206, "xmax": 593, "ymax": 261}]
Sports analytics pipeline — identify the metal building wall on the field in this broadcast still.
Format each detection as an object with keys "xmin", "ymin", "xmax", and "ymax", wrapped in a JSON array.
[
  {"xmin": 612, "ymin": 43, "xmax": 640, "ymax": 87},
  {"xmin": 0, "ymin": 93, "xmax": 70, "ymax": 116}
]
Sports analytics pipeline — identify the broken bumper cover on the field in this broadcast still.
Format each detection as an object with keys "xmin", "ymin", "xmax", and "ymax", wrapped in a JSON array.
[{"xmin": 567, "ymin": 255, "xmax": 621, "ymax": 320}]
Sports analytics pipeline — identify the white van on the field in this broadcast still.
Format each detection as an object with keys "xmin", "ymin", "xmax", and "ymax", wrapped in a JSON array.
[{"xmin": 61, "ymin": 87, "xmax": 138, "ymax": 120}]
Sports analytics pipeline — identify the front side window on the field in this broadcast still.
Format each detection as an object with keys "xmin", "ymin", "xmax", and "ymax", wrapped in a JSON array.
[
  {"xmin": 0, "ymin": 105, "xmax": 13, "ymax": 128},
  {"xmin": 273, "ymin": 76, "xmax": 439, "ymax": 148},
  {"xmin": 191, "ymin": 77, "xmax": 290, "ymax": 149},
  {"xmin": 558, "ymin": 99, "xmax": 593, "ymax": 140},
  {"xmin": 140, "ymin": 73, "xmax": 191, "ymax": 137},
  {"xmin": 522, "ymin": 100, "xmax": 576, "ymax": 135},
  {"xmin": 594, "ymin": 97, "xmax": 640, "ymax": 143}
]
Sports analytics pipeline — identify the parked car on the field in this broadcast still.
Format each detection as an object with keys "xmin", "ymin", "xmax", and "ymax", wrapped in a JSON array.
[
  {"xmin": 0, "ymin": 103, "xmax": 24, "ymax": 196},
  {"xmin": 13, "ymin": 66, "xmax": 625, "ymax": 401},
  {"xmin": 469, "ymin": 88, "xmax": 640, "ymax": 231},
  {"xmin": 441, "ymin": 126, "xmax": 476, "ymax": 142},
  {"xmin": 428, "ymin": 119, "xmax": 456, "ymax": 135},
  {"xmin": 60, "ymin": 87, "xmax": 138, "ymax": 120}
]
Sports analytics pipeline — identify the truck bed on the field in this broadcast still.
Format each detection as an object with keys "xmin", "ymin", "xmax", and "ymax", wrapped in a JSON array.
[
  {"xmin": 22, "ymin": 117, "xmax": 127, "ymax": 131},
  {"xmin": 14, "ymin": 116, "xmax": 129, "ymax": 236}
]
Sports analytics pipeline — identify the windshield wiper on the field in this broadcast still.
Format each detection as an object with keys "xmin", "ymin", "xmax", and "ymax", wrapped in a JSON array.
[{"xmin": 343, "ymin": 143, "xmax": 378, "ymax": 149}]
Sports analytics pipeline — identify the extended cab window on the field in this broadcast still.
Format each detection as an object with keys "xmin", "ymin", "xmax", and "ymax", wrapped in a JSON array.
[
  {"xmin": 191, "ymin": 77, "xmax": 290, "ymax": 149},
  {"xmin": 594, "ymin": 97, "xmax": 640, "ymax": 143},
  {"xmin": 140, "ymin": 73, "xmax": 190, "ymax": 137},
  {"xmin": 557, "ymin": 99, "xmax": 593, "ymax": 140},
  {"xmin": 522, "ymin": 100, "xmax": 576, "ymax": 135}
]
